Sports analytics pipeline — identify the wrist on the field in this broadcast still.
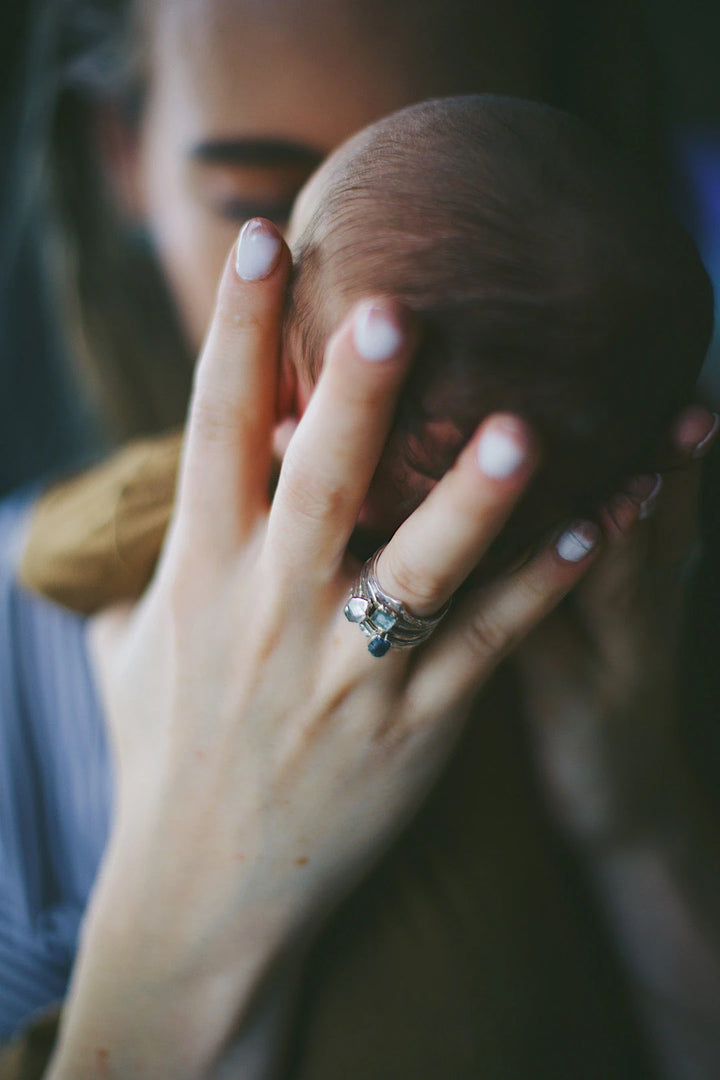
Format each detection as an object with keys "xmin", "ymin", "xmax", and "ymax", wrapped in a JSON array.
[{"xmin": 46, "ymin": 851, "xmax": 310, "ymax": 1080}]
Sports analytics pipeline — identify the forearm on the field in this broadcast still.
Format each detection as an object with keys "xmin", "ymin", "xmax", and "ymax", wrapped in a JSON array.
[
  {"xmin": 44, "ymin": 855, "xmax": 307, "ymax": 1080},
  {"xmin": 587, "ymin": 777, "xmax": 720, "ymax": 1080},
  {"xmin": 46, "ymin": 945, "xmax": 302, "ymax": 1080},
  {"xmin": 209, "ymin": 947, "xmax": 307, "ymax": 1080}
]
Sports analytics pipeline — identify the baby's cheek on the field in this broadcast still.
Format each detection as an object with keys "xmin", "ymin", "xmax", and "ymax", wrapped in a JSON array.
[
  {"xmin": 357, "ymin": 456, "xmax": 435, "ymax": 536},
  {"xmin": 357, "ymin": 421, "xmax": 465, "ymax": 535}
]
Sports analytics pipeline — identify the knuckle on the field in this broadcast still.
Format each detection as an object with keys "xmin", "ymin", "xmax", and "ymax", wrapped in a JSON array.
[
  {"xmin": 215, "ymin": 295, "xmax": 265, "ymax": 336},
  {"xmin": 382, "ymin": 551, "xmax": 446, "ymax": 612},
  {"xmin": 340, "ymin": 371, "xmax": 398, "ymax": 412},
  {"xmin": 516, "ymin": 573, "xmax": 553, "ymax": 613},
  {"xmin": 279, "ymin": 453, "xmax": 353, "ymax": 526},
  {"xmin": 461, "ymin": 610, "xmax": 512, "ymax": 659},
  {"xmin": 189, "ymin": 390, "xmax": 247, "ymax": 447},
  {"xmin": 603, "ymin": 494, "xmax": 640, "ymax": 538}
]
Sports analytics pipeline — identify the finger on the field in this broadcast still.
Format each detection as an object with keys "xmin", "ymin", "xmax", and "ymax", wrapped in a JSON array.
[
  {"xmin": 615, "ymin": 402, "xmax": 718, "ymax": 558},
  {"xmin": 175, "ymin": 219, "xmax": 290, "ymax": 549},
  {"xmin": 667, "ymin": 405, "xmax": 719, "ymax": 464},
  {"xmin": 513, "ymin": 612, "xmax": 616, "ymax": 840},
  {"xmin": 568, "ymin": 467, "xmax": 698, "ymax": 673},
  {"xmin": 626, "ymin": 402, "xmax": 718, "ymax": 584},
  {"xmin": 267, "ymin": 298, "xmax": 414, "ymax": 569},
  {"xmin": 406, "ymin": 519, "xmax": 601, "ymax": 718},
  {"xmin": 620, "ymin": 461, "xmax": 702, "ymax": 581},
  {"xmin": 374, "ymin": 414, "xmax": 539, "ymax": 616},
  {"xmin": 647, "ymin": 463, "xmax": 702, "ymax": 577},
  {"xmin": 516, "ymin": 610, "xmax": 584, "ymax": 715},
  {"xmin": 514, "ymin": 611, "xmax": 593, "ymax": 762},
  {"xmin": 617, "ymin": 474, "xmax": 663, "ymax": 526},
  {"xmin": 569, "ymin": 479, "xmax": 653, "ymax": 663},
  {"xmin": 568, "ymin": 524, "xmax": 651, "ymax": 670}
]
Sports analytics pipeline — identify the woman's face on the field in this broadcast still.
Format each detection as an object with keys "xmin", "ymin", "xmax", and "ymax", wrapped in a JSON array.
[{"xmin": 131, "ymin": 0, "xmax": 542, "ymax": 350}]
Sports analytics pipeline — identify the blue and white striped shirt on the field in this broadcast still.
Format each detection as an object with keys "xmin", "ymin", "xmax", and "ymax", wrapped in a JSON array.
[{"xmin": 0, "ymin": 489, "xmax": 113, "ymax": 1039}]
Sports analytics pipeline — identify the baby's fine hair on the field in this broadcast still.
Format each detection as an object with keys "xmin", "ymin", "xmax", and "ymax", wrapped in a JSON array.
[{"xmin": 286, "ymin": 95, "xmax": 713, "ymax": 566}]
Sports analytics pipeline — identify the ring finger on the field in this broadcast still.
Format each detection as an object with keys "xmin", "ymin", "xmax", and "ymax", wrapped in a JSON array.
[{"xmin": 376, "ymin": 413, "xmax": 540, "ymax": 616}]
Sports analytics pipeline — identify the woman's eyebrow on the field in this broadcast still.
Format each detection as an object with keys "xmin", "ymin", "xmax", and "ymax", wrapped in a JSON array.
[{"xmin": 189, "ymin": 137, "xmax": 324, "ymax": 168}]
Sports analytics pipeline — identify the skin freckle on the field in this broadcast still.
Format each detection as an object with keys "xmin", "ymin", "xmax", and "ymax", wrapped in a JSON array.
[{"xmin": 295, "ymin": 855, "xmax": 309, "ymax": 866}]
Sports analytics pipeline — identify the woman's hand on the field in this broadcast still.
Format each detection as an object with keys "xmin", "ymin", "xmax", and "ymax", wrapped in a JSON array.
[
  {"xmin": 516, "ymin": 406, "xmax": 719, "ymax": 847},
  {"xmin": 515, "ymin": 407, "xmax": 720, "ymax": 1080},
  {"xmin": 48, "ymin": 220, "xmax": 601, "ymax": 1079}
]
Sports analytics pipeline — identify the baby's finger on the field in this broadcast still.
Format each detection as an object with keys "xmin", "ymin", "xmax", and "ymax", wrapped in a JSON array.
[
  {"xmin": 374, "ymin": 414, "xmax": 539, "ymax": 617},
  {"xmin": 407, "ymin": 520, "xmax": 601, "ymax": 720},
  {"xmin": 175, "ymin": 219, "xmax": 290, "ymax": 550},
  {"xmin": 268, "ymin": 299, "xmax": 414, "ymax": 569}
]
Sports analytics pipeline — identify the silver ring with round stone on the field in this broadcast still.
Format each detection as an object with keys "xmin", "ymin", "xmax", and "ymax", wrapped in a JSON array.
[{"xmin": 344, "ymin": 546, "xmax": 451, "ymax": 657}]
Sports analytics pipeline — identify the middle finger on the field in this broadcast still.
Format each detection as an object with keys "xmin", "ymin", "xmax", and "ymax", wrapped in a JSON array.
[{"xmin": 267, "ymin": 297, "xmax": 414, "ymax": 571}]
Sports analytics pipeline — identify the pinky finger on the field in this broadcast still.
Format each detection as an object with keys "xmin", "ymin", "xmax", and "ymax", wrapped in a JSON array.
[{"xmin": 407, "ymin": 521, "xmax": 601, "ymax": 720}]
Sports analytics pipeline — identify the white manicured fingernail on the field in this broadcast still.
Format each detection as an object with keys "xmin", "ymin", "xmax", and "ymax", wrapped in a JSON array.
[
  {"xmin": 692, "ymin": 412, "xmax": 719, "ymax": 459},
  {"xmin": 477, "ymin": 425, "xmax": 527, "ymax": 479},
  {"xmin": 235, "ymin": 219, "xmax": 282, "ymax": 281},
  {"xmin": 638, "ymin": 473, "xmax": 663, "ymax": 520},
  {"xmin": 353, "ymin": 302, "xmax": 404, "ymax": 361},
  {"xmin": 556, "ymin": 521, "xmax": 600, "ymax": 562}
]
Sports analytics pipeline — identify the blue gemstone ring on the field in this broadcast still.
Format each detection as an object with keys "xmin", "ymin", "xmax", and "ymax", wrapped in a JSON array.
[{"xmin": 344, "ymin": 546, "xmax": 451, "ymax": 657}]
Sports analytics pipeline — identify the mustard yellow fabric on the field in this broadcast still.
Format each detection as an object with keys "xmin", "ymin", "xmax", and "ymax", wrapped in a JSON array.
[{"xmin": 19, "ymin": 431, "xmax": 183, "ymax": 614}]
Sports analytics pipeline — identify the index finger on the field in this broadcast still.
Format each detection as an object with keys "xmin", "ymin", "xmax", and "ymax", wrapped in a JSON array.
[{"xmin": 175, "ymin": 219, "xmax": 290, "ymax": 551}]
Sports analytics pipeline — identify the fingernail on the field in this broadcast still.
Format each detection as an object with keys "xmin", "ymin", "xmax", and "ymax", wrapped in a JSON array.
[
  {"xmin": 692, "ymin": 412, "xmax": 719, "ymax": 459},
  {"xmin": 477, "ymin": 421, "xmax": 528, "ymax": 479},
  {"xmin": 625, "ymin": 472, "xmax": 663, "ymax": 520},
  {"xmin": 353, "ymin": 301, "xmax": 404, "ymax": 361},
  {"xmin": 556, "ymin": 521, "xmax": 600, "ymax": 562},
  {"xmin": 672, "ymin": 406, "xmax": 719, "ymax": 458},
  {"xmin": 638, "ymin": 474, "xmax": 663, "ymax": 520},
  {"xmin": 235, "ymin": 218, "xmax": 282, "ymax": 281}
]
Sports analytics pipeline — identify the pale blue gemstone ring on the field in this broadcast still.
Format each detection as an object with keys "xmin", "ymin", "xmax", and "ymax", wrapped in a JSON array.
[{"xmin": 344, "ymin": 546, "xmax": 451, "ymax": 657}]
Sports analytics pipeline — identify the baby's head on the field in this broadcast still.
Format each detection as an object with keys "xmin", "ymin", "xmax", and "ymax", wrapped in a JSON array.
[{"xmin": 282, "ymin": 95, "xmax": 713, "ymax": 570}]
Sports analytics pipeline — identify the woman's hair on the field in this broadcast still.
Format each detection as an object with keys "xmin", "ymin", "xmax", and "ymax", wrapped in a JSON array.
[
  {"xmin": 17, "ymin": 0, "xmax": 667, "ymax": 449},
  {"xmin": 36, "ymin": 0, "xmax": 194, "ymax": 443}
]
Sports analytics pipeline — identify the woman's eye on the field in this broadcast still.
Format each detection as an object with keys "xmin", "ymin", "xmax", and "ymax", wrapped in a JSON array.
[
  {"xmin": 192, "ymin": 158, "xmax": 316, "ymax": 227},
  {"xmin": 214, "ymin": 196, "xmax": 296, "ymax": 225}
]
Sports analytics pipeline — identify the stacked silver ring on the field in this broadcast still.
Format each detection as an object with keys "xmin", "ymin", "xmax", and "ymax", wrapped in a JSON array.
[{"xmin": 344, "ymin": 546, "xmax": 451, "ymax": 657}]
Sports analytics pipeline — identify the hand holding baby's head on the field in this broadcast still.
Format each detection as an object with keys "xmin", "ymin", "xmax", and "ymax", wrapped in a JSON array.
[
  {"xmin": 282, "ymin": 95, "xmax": 713, "ymax": 572},
  {"xmin": 19, "ymin": 95, "xmax": 714, "ymax": 614}
]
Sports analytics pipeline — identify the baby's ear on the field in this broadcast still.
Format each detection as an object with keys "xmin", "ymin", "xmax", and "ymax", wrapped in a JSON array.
[
  {"xmin": 276, "ymin": 341, "xmax": 299, "ymax": 421},
  {"xmin": 273, "ymin": 341, "xmax": 307, "ymax": 461}
]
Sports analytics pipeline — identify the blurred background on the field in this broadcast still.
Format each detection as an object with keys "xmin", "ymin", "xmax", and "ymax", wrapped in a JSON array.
[{"xmin": 1, "ymin": 0, "xmax": 719, "ymax": 496}]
